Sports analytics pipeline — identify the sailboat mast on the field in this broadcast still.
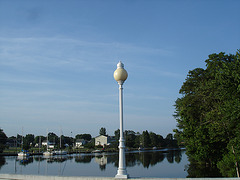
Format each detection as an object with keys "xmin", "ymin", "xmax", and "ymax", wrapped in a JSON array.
[
  {"xmin": 46, "ymin": 129, "xmax": 49, "ymax": 151},
  {"xmin": 21, "ymin": 127, "xmax": 23, "ymax": 150},
  {"xmin": 60, "ymin": 135, "xmax": 61, "ymax": 150}
]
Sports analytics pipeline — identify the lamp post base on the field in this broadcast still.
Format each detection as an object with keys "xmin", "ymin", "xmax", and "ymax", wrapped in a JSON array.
[
  {"xmin": 115, "ymin": 166, "xmax": 128, "ymax": 178},
  {"xmin": 115, "ymin": 172, "xmax": 128, "ymax": 179},
  {"xmin": 115, "ymin": 139, "xmax": 128, "ymax": 178}
]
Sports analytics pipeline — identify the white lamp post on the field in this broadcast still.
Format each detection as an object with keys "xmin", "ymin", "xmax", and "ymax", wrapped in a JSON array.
[{"xmin": 114, "ymin": 61, "xmax": 128, "ymax": 179}]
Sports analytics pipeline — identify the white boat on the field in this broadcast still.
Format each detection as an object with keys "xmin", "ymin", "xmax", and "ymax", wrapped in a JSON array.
[
  {"xmin": 43, "ymin": 151, "xmax": 54, "ymax": 156},
  {"xmin": 18, "ymin": 128, "xmax": 29, "ymax": 157},
  {"xmin": 43, "ymin": 129, "xmax": 55, "ymax": 157},
  {"xmin": 54, "ymin": 129, "xmax": 67, "ymax": 155},
  {"xmin": 91, "ymin": 149, "xmax": 102, "ymax": 153},
  {"xmin": 54, "ymin": 150, "xmax": 67, "ymax": 155},
  {"xmin": 18, "ymin": 151, "xmax": 29, "ymax": 157}
]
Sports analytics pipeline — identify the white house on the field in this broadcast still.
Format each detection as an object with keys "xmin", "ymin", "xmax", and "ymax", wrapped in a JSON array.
[
  {"xmin": 42, "ymin": 140, "xmax": 55, "ymax": 149},
  {"xmin": 75, "ymin": 139, "xmax": 86, "ymax": 148},
  {"xmin": 94, "ymin": 135, "xmax": 115, "ymax": 147}
]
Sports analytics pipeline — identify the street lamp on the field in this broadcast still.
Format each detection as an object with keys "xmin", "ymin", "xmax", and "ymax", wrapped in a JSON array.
[{"xmin": 114, "ymin": 61, "xmax": 128, "ymax": 179}]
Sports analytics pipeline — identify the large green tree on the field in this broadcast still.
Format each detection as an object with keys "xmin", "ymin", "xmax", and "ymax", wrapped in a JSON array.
[
  {"xmin": 75, "ymin": 134, "xmax": 92, "ymax": 141},
  {"xmin": 114, "ymin": 129, "xmax": 120, "ymax": 141},
  {"xmin": 125, "ymin": 130, "xmax": 136, "ymax": 148},
  {"xmin": 24, "ymin": 134, "xmax": 34, "ymax": 146},
  {"xmin": 48, "ymin": 132, "xmax": 59, "ymax": 145},
  {"xmin": 174, "ymin": 50, "xmax": 240, "ymax": 177},
  {"xmin": 149, "ymin": 132, "xmax": 158, "ymax": 147},
  {"xmin": 23, "ymin": 134, "xmax": 34, "ymax": 150},
  {"xmin": 0, "ymin": 129, "xmax": 7, "ymax": 153},
  {"xmin": 99, "ymin": 127, "xmax": 106, "ymax": 136},
  {"xmin": 34, "ymin": 136, "xmax": 45, "ymax": 146},
  {"xmin": 141, "ymin": 130, "xmax": 151, "ymax": 148}
]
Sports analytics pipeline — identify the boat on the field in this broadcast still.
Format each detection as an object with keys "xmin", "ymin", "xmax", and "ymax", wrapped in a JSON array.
[
  {"xmin": 91, "ymin": 149, "xmax": 102, "ymax": 153},
  {"xmin": 54, "ymin": 150, "xmax": 67, "ymax": 155},
  {"xmin": 54, "ymin": 129, "xmax": 67, "ymax": 155},
  {"xmin": 18, "ymin": 128, "xmax": 29, "ymax": 157},
  {"xmin": 18, "ymin": 150, "xmax": 29, "ymax": 157},
  {"xmin": 43, "ymin": 129, "xmax": 55, "ymax": 157},
  {"xmin": 43, "ymin": 151, "xmax": 54, "ymax": 156}
]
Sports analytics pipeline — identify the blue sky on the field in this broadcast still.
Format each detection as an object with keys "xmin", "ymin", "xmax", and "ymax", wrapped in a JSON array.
[{"xmin": 0, "ymin": 0, "xmax": 239, "ymax": 138}]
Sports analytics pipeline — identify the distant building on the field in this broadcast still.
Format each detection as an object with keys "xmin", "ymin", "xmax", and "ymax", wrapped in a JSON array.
[
  {"xmin": 75, "ymin": 139, "xmax": 87, "ymax": 148},
  {"xmin": 42, "ymin": 140, "xmax": 55, "ymax": 149},
  {"xmin": 94, "ymin": 135, "xmax": 115, "ymax": 147}
]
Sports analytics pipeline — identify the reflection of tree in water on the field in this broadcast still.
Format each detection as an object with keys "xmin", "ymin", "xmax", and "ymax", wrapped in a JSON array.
[
  {"xmin": 17, "ymin": 157, "xmax": 33, "ymax": 166},
  {"xmin": 99, "ymin": 164, "xmax": 106, "ymax": 171},
  {"xmin": 53, "ymin": 156, "xmax": 68, "ymax": 163},
  {"xmin": 0, "ymin": 150, "xmax": 186, "ymax": 174},
  {"xmin": 126, "ymin": 153, "xmax": 137, "ymax": 167},
  {"xmin": 150, "ymin": 151, "xmax": 164, "ymax": 165},
  {"xmin": 46, "ymin": 158, "xmax": 55, "ymax": 163},
  {"xmin": 136, "ymin": 150, "xmax": 183, "ymax": 167},
  {"xmin": 75, "ymin": 155, "xmax": 93, "ymax": 163},
  {"xmin": 113, "ymin": 155, "xmax": 119, "ymax": 167},
  {"xmin": 72, "ymin": 150, "xmax": 184, "ymax": 171},
  {"xmin": 186, "ymin": 158, "xmax": 222, "ymax": 178},
  {"xmin": 139, "ymin": 152, "xmax": 153, "ymax": 168},
  {"xmin": 45, "ymin": 156, "xmax": 68, "ymax": 164},
  {"xmin": 167, "ymin": 151, "xmax": 174, "ymax": 163},
  {"xmin": 108, "ymin": 150, "xmax": 183, "ymax": 168},
  {"xmin": 174, "ymin": 150, "xmax": 182, "ymax": 163},
  {"xmin": 138, "ymin": 151, "xmax": 165, "ymax": 168},
  {"xmin": 34, "ymin": 156, "xmax": 45, "ymax": 162},
  {"xmin": 0, "ymin": 156, "xmax": 6, "ymax": 170},
  {"xmin": 104, "ymin": 154, "xmax": 119, "ymax": 167},
  {"xmin": 166, "ymin": 150, "xmax": 183, "ymax": 164}
]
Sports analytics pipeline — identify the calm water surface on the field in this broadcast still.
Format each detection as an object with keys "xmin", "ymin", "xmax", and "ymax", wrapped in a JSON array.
[{"xmin": 0, "ymin": 150, "xmax": 188, "ymax": 178}]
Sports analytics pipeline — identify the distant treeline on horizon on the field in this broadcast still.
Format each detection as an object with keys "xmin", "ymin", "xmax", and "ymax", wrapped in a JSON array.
[{"xmin": 1, "ymin": 127, "xmax": 180, "ymax": 150}]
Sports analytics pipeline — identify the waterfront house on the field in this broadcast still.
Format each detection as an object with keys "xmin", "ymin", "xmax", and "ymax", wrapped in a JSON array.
[
  {"xmin": 94, "ymin": 135, "xmax": 115, "ymax": 147},
  {"xmin": 75, "ymin": 139, "xmax": 86, "ymax": 148},
  {"xmin": 42, "ymin": 140, "xmax": 55, "ymax": 149}
]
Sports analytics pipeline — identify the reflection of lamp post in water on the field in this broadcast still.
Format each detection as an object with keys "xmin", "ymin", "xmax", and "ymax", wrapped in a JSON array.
[{"xmin": 114, "ymin": 61, "xmax": 128, "ymax": 178}]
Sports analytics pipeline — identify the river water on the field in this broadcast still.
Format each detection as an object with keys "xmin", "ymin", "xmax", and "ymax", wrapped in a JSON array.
[{"xmin": 0, "ymin": 149, "xmax": 188, "ymax": 178}]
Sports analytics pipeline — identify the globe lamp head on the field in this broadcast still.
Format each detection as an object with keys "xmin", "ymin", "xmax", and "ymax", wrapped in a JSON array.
[{"xmin": 114, "ymin": 61, "xmax": 128, "ymax": 84}]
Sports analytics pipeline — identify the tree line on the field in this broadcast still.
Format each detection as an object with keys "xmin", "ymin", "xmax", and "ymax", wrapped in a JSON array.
[
  {"xmin": 112, "ymin": 129, "xmax": 179, "ymax": 149},
  {"xmin": 0, "ymin": 127, "xmax": 179, "ymax": 152},
  {"xmin": 174, "ymin": 50, "xmax": 240, "ymax": 177},
  {"xmin": 5, "ymin": 132, "xmax": 92, "ymax": 150},
  {"xmin": 97, "ymin": 127, "xmax": 179, "ymax": 149}
]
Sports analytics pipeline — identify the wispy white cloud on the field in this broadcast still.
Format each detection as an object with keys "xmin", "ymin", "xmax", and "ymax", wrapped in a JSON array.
[
  {"xmin": 0, "ymin": 36, "xmax": 172, "ymax": 68},
  {"xmin": 0, "ymin": 75, "xmax": 54, "ymax": 85}
]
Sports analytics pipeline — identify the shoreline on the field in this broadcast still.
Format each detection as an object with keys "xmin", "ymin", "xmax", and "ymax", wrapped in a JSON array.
[
  {"xmin": 0, "ymin": 147, "xmax": 184, "ymax": 157},
  {"xmin": 0, "ymin": 174, "xmax": 239, "ymax": 180}
]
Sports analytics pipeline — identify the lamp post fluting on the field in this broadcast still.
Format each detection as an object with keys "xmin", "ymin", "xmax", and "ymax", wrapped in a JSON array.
[{"xmin": 114, "ymin": 61, "xmax": 128, "ymax": 179}]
